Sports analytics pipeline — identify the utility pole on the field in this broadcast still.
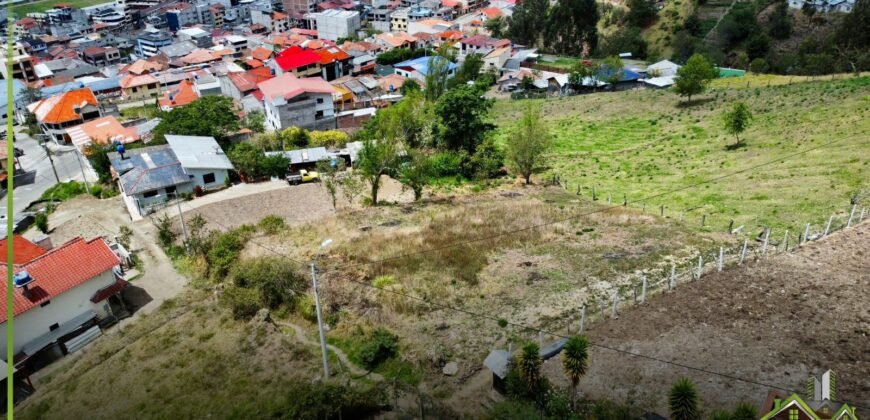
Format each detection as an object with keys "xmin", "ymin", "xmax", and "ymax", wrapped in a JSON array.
[
  {"xmin": 310, "ymin": 262, "xmax": 331, "ymax": 378},
  {"xmin": 73, "ymin": 147, "xmax": 90, "ymax": 194},
  {"xmin": 42, "ymin": 142, "xmax": 60, "ymax": 184}
]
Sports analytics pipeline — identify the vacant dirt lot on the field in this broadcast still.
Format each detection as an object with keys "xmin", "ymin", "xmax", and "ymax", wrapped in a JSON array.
[{"xmin": 540, "ymin": 221, "xmax": 869, "ymax": 416}]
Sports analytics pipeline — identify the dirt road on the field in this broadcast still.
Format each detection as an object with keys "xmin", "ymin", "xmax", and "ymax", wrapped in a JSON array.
[{"xmin": 539, "ymin": 221, "xmax": 869, "ymax": 415}]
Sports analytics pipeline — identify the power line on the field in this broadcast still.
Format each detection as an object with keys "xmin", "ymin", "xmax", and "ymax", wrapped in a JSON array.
[{"xmin": 327, "ymin": 132, "xmax": 869, "ymax": 273}]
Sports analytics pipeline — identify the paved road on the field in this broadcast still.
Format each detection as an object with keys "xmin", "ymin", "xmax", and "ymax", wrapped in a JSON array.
[{"xmin": 1, "ymin": 127, "xmax": 96, "ymax": 219}]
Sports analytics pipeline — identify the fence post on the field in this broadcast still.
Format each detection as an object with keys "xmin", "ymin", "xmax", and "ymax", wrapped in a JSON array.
[
  {"xmin": 696, "ymin": 255, "xmax": 703, "ymax": 280},
  {"xmin": 782, "ymin": 230, "xmax": 789, "ymax": 252},
  {"xmin": 611, "ymin": 293, "xmax": 619, "ymax": 319},
  {"xmin": 728, "ymin": 220, "xmax": 734, "ymax": 233},
  {"xmin": 592, "ymin": 186, "xmax": 596, "ymax": 201},
  {"xmin": 847, "ymin": 204, "xmax": 857, "ymax": 227},
  {"xmin": 762, "ymin": 228, "xmax": 771, "ymax": 256},
  {"xmin": 623, "ymin": 193, "xmax": 627, "ymax": 206},
  {"xmin": 539, "ymin": 331, "xmax": 543, "ymax": 348},
  {"xmin": 641, "ymin": 276, "xmax": 647, "ymax": 304},
  {"xmin": 660, "ymin": 205, "xmax": 664, "ymax": 217},
  {"xmin": 642, "ymin": 203, "xmax": 646, "ymax": 213},
  {"xmin": 701, "ymin": 214, "xmax": 706, "ymax": 226},
  {"xmin": 576, "ymin": 185, "xmax": 580, "ymax": 195},
  {"xmin": 579, "ymin": 305, "xmax": 587, "ymax": 334},
  {"xmin": 608, "ymin": 193, "xmax": 612, "ymax": 204},
  {"xmin": 669, "ymin": 263, "xmax": 676, "ymax": 290},
  {"xmin": 860, "ymin": 207, "xmax": 866, "ymax": 222},
  {"xmin": 717, "ymin": 247, "xmax": 724, "ymax": 272},
  {"xmin": 803, "ymin": 223, "xmax": 811, "ymax": 244},
  {"xmin": 824, "ymin": 215, "xmax": 834, "ymax": 237},
  {"xmin": 679, "ymin": 212, "xmax": 684, "ymax": 222},
  {"xmin": 739, "ymin": 239, "xmax": 748, "ymax": 265}
]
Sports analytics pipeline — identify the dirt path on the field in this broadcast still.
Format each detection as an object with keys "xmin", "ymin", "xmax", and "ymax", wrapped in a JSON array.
[{"xmin": 274, "ymin": 320, "xmax": 383, "ymax": 380}]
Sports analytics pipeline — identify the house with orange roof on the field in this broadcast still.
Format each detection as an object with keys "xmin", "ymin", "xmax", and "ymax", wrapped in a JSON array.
[
  {"xmin": 252, "ymin": 9, "xmax": 291, "ymax": 33},
  {"xmin": 14, "ymin": 18, "xmax": 38, "ymax": 35},
  {"xmin": 478, "ymin": 6, "xmax": 502, "ymax": 20},
  {"xmin": 159, "ymin": 79, "xmax": 199, "ymax": 110},
  {"xmin": 313, "ymin": 46, "xmax": 352, "ymax": 80},
  {"xmin": 122, "ymin": 59, "xmax": 165, "ymax": 75},
  {"xmin": 65, "ymin": 115, "xmax": 140, "ymax": 150},
  {"xmin": 0, "ymin": 236, "xmax": 47, "ymax": 265},
  {"xmin": 375, "ymin": 32, "xmax": 418, "ymax": 51},
  {"xmin": 258, "ymin": 73, "xmax": 337, "ymax": 131},
  {"xmin": 0, "ymin": 236, "xmax": 127, "ymax": 372},
  {"xmin": 408, "ymin": 18, "xmax": 455, "ymax": 35},
  {"xmin": 181, "ymin": 49, "xmax": 220, "ymax": 66},
  {"xmin": 251, "ymin": 46, "xmax": 273, "ymax": 62},
  {"xmin": 119, "ymin": 74, "xmax": 161, "ymax": 100},
  {"xmin": 220, "ymin": 67, "xmax": 274, "ymax": 102},
  {"xmin": 27, "ymin": 88, "xmax": 102, "ymax": 143}
]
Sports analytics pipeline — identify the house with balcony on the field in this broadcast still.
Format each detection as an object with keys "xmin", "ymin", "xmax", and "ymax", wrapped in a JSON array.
[
  {"xmin": 0, "ymin": 237, "xmax": 128, "ymax": 380},
  {"xmin": 0, "ymin": 43, "xmax": 38, "ymax": 82},
  {"xmin": 80, "ymin": 46, "xmax": 122, "ymax": 66},
  {"xmin": 136, "ymin": 27, "xmax": 172, "ymax": 58},
  {"xmin": 27, "ymin": 88, "xmax": 102, "ymax": 143},
  {"xmin": 258, "ymin": 72, "xmax": 337, "ymax": 131}
]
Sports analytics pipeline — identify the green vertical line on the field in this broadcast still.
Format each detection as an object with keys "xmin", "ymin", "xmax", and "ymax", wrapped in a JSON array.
[{"xmin": 6, "ymin": 7, "xmax": 16, "ymax": 419}]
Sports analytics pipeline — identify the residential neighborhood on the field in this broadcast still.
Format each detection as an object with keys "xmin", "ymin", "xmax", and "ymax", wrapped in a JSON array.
[{"xmin": 0, "ymin": 0, "xmax": 866, "ymax": 416}]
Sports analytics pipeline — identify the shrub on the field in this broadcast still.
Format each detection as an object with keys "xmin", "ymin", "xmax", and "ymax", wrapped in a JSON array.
[
  {"xmin": 359, "ymin": 327, "xmax": 399, "ymax": 370},
  {"xmin": 309, "ymin": 130, "xmax": 349, "ymax": 149},
  {"xmin": 220, "ymin": 285, "xmax": 262, "ymax": 319},
  {"xmin": 296, "ymin": 294, "xmax": 317, "ymax": 322},
  {"xmin": 468, "ymin": 137, "xmax": 505, "ymax": 179},
  {"xmin": 228, "ymin": 257, "xmax": 306, "ymax": 309},
  {"xmin": 90, "ymin": 184, "xmax": 103, "ymax": 199},
  {"xmin": 206, "ymin": 230, "xmax": 247, "ymax": 279},
  {"xmin": 372, "ymin": 275, "xmax": 397, "ymax": 288},
  {"xmin": 155, "ymin": 214, "xmax": 177, "ymax": 249},
  {"xmin": 257, "ymin": 215, "xmax": 285, "ymax": 234},
  {"xmin": 34, "ymin": 211, "xmax": 49, "ymax": 234},
  {"xmin": 430, "ymin": 151, "xmax": 467, "ymax": 177}
]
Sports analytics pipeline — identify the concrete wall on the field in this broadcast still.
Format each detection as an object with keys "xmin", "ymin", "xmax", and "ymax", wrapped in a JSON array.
[
  {"xmin": 0, "ymin": 270, "xmax": 116, "ymax": 358},
  {"xmin": 187, "ymin": 168, "xmax": 228, "ymax": 190}
]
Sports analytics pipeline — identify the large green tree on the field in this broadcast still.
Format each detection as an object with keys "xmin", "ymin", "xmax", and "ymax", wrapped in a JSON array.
[
  {"xmin": 508, "ymin": 0, "xmax": 550, "ymax": 47},
  {"xmin": 424, "ymin": 55, "xmax": 452, "ymax": 101},
  {"xmin": 562, "ymin": 335, "xmax": 590, "ymax": 409},
  {"xmin": 453, "ymin": 53, "xmax": 484, "ymax": 86},
  {"xmin": 485, "ymin": 15, "xmax": 507, "ymax": 38},
  {"xmin": 546, "ymin": 0, "xmax": 599, "ymax": 55},
  {"xmin": 434, "ymin": 85, "xmax": 494, "ymax": 153},
  {"xmin": 152, "ymin": 96, "xmax": 240, "ymax": 144},
  {"xmin": 674, "ymin": 53, "xmax": 717, "ymax": 103},
  {"xmin": 722, "ymin": 101, "xmax": 753, "ymax": 146},
  {"xmin": 669, "ymin": 378, "xmax": 700, "ymax": 420},
  {"xmin": 506, "ymin": 103, "xmax": 551, "ymax": 184},
  {"xmin": 398, "ymin": 150, "xmax": 433, "ymax": 201},
  {"xmin": 357, "ymin": 137, "xmax": 398, "ymax": 206},
  {"xmin": 626, "ymin": 0, "xmax": 658, "ymax": 27}
]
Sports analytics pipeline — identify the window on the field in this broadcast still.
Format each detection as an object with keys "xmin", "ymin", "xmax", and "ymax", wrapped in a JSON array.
[
  {"xmin": 165, "ymin": 186, "xmax": 177, "ymax": 195},
  {"xmin": 143, "ymin": 190, "xmax": 158, "ymax": 198},
  {"xmin": 789, "ymin": 409, "xmax": 799, "ymax": 420},
  {"xmin": 40, "ymin": 300, "xmax": 51, "ymax": 307},
  {"xmin": 49, "ymin": 323, "xmax": 59, "ymax": 331},
  {"xmin": 316, "ymin": 97, "xmax": 324, "ymax": 104},
  {"xmin": 202, "ymin": 173, "xmax": 216, "ymax": 184}
]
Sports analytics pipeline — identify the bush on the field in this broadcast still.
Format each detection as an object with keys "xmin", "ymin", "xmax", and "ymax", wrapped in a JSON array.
[
  {"xmin": 39, "ymin": 181, "xmax": 87, "ymax": 201},
  {"xmin": 228, "ymin": 257, "xmax": 306, "ymax": 309},
  {"xmin": 206, "ymin": 230, "xmax": 248, "ymax": 279},
  {"xmin": 89, "ymin": 184, "xmax": 103, "ymax": 199},
  {"xmin": 359, "ymin": 327, "xmax": 399, "ymax": 370},
  {"xmin": 467, "ymin": 137, "xmax": 505, "ymax": 179},
  {"xmin": 220, "ymin": 285, "xmax": 262, "ymax": 319},
  {"xmin": 34, "ymin": 211, "xmax": 49, "ymax": 234},
  {"xmin": 155, "ymin": 214, "xmax": 177, "ymax": 249},
  {"xmin": 296, "ymin": 294, "xmax": 317, "ymax": 322},
  {"xmin": 430, "ymin": 151, "xmax": 467, "ymax": 177},
  {"xmin": 257, "ymin": 215, "xmax": 285, "ymax": 234},
  {"xmin": 309, "ymin": 130, "xmax": 349, "ymax": 149}
]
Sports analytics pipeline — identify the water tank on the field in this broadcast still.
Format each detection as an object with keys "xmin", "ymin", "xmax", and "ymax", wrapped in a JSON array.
[{"xmin": 14, "ymin": 271, "xmax": 34, "ymax": 288}]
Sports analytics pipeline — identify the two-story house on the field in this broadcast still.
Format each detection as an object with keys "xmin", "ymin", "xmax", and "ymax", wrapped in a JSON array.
[
  {"xmin": 27, "ymin": 88, "xmax": 102, "ymax": 143},
  {"xmin": 258, "ymin": 72, "xmax": 337, "ymax": 131}
]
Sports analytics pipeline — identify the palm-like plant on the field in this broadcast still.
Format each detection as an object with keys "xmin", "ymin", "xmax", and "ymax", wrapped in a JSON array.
[
  {"xmin": 518, "ymin": 343, "xmax": 542, "ymax": 393},
  {"xmin": 669, "ymin": 378, "xmax": 700, "ymax": 420},
  {"xmin": 731, "ymin": 402, "xmax": 757, "ymax": 420},
  {"xmin": 562, "ymin": 335, "xmax": 590, "ymax": 408}
]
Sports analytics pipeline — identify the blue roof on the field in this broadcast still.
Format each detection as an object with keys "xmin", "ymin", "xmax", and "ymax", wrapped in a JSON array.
[
  {"xmin": 394, "ymin": 56, "xmax": 457, "ymax": 76},
  {"xmin": 0, "ymin": 79, "xmax": 27, "ymax": 109},
  {"xmin": 41, "ymin": 76, "xmax": 121, "ymax": 97},
  {"xmin": 108, "ymin": 145, "xmax": 192, "ymax": 195},
  {"xmin": 595, "ymin": 67, "xmax": 642, "ymax": 83}
]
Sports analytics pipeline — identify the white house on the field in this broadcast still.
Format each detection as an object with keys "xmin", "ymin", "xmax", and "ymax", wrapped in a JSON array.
[
  {"xmin": 258, "ymin": 73, "xmax": 337, "ymax": 131},
  {"xmin": 108, "ymin": 145, "xmax": 195, "ymax": 218},
  {"xmin": 312, "ymin": 10, "xmax": 361, "ymax": 41},
  {"xmin": 165, "ymin": 135, "xmax": 234, "ymax": 190},
  {"xmin": 0, "ymin": 237, "xmax": 125, "ymax": 368}
]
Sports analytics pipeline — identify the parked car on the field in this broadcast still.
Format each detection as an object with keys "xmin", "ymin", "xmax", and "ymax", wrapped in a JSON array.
[{"xmin": 286, "ymin": 169, "xmax": 320, "ymax": 185}]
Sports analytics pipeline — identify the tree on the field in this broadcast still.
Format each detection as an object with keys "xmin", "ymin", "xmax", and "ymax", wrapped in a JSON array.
[
  {"xmin": 309, "ymin": 130, "xmax": 349, "ymax": 148},
  {"xmin": 517, "ymin": 343, "xmax": 543, "ymax": 394},
  {"xmin": 434, "ymin": 86, "xmax": 494, "ymax": 153},
  {"xmin": 546, "ymin": 0, "xmax": 600, "ymax": 56},
  {"xmin": 508, "ymin": 0, "xmax": 550, "ymax": 46},
  {"xmin": 734, "ymin": 51, "xmax": 750, "ymax": 70},
  {"xmin": 506, "ymin": 103, "xmax": 552, "ymax": 184},
  {"xmin": 835, "ymin": 0, "xmax": 869, "ymax": 51},
  {"xmin": 85, "ymin": 143, "xmax": 113, "ymax": 184},
  {"xmin": 400, "ymin": 78, "xmax": 420, "ymax": 95},
  {"xmin": 362, "ymin": 90, "xmax": 428, "ymax": 148},
  {"xmin": 600, "ymin": 55, "xmax": 625, "ymax": 86},
  {"xmin": 767, "ymin": 1, "xmax": 793, "ymax": 40},
  {"xmin": 281, "ymin": 126, "xmax": 310, "ymax": 148},
  {"xmin": 746, "ymin": 33, "xmax": 771, "ymax": 60},
  {"xmin": 669, "ymin": 378, "xmax": 700, "ymax": 420},
  {"xmin": 34, "ymin": 211, "xmax": 49, "ymax": 234},
  {"xmin": 749, "ymin": 57, "xmax": 769, "ymax": 73},
  {"xmin": 340, "ymin": 171, "xmax": 365, "ymax": 205},
  {"xmin": 155, "ymin": 213, "xmax": 177, "ymax": 248},
  {"xmin": 357, "ymin": 138, "xmax": 398, "ymax": 205},
  {"xmin": 454, "ymin": 53, "xmax": 484, "ymax": 85},
  {"xmin": 562, "ymin": 335, "xmax": 590, "ymax": 409},
  {"xmin": 229, "ymin": 257, "xmax": 306, "ymax": 309},
  {"xmin": 317, "ymin": 159, "xmax": 346, "ymax": 210},
  {"xmin": 626, "ymin": 0, "xmax": 658, "ymax": 27},
  {"xmin": 569, "ymin": 63, "xmax": 594, "ymax": 90},
  {"xmin": 424, "ymin": 55, "xmax": 452, "ymax": 101},
  {"xmin": 485, "ymin": 15, "xmax": 507, "ymax": 38},
  {"xmin": 242, "ymin": 110, "xmax": 265, "ymax": 133},
  {"xmin": 228, "ymin": 142, "xmax": 289, "ymax": 180},
  {"xmin": 683, "ymin": 13, "xmax": 702, "ymax": 36},
  {"xmin": 152, "ymin": 96, "xmax": 240, "ymax": 144},
  {"xmin": 398, "ymin": 151, "xmax": 433, "ymax": 201},
  {"xmin": 722, "ymin": 101, "xmax": 752, "ymax": 146},
  {"xmin": 674, "ymin": 53, "xmax": 717, "ymax": 103},
  {"xmin": 599, "ymin": 26, "xmax": 648, "ymax": 58}
]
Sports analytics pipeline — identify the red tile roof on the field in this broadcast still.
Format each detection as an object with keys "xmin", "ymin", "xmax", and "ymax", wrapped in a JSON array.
[
  {"xmin": 0, "ymin": 235, "xmax": 47, "ymax": 265},
  {"xmin": 90, "ymin": 278, "xmax": 129, "ymax": 303},
  {"xmin": 245, "ymin": 58, "xmax": 264, "ymax": 68},
  {"xmin": 314, "ymin": 46, "xmax": 350, "ymax": 65},
  {"xmin": 159, "ymin": 79, "xmax": 198, "ymax": 108},
  {"xmin": 251, "ymin": 46, "xmax": 273, "ymax": 61},
  {"xmin": 0, "ymin": 237, "xmax": 120, "ymax": 323},
  {"xmin": 274, "ymin": 46, "xmax": 321, "ymax": 71},
  {"xmin": 27, "ymin": 88, "xmax": 99, "ymax": 125}
]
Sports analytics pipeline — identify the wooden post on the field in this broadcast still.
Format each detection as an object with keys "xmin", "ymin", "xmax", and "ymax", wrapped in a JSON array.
[
  {"xmin": 679, "ymin": 212, "xmax": 684, "ymax": 222},
  {"xmin": 824, "ymin": 215, "xmax": 834, "ymax": 237},
  {"xmin": 717, "ymin": 247, "xmax": 724, "ymax": 272},
  {"xmin": 642, "ymin": 203, "xmax": 646, "ymax": 213},
  {"xmin": 696, "ymin": 255, "xmax": 703, "ymax": 280},
  {"xmin": 669, "ymin": 263, "xmax": 676, "ymax": 290},
  {"xmin": 847, "ymin": 204, "xmax": 857, "ymax": 228},
  {"xmin": 860, "ymin": 207, "xmax": 866, "ymax": 222},
  {"xmin": 611, "ymin": 293, "xmax": 619, "ymax": 319},
  {"xmin": 660, "ymin": 205, "xmax": 664, "ymax": 217},
  {"xmin": 592, "ymin": 186, "xmax": 596, "ymax": 201},
  {"xmin": 641, "ymin": 276, "xmax": 647, "ymax": 304},
  {"xmin": 782, "ymin": 230, "xmax": 789, "ymax": 252},
  {"xmin": 539, "ymin": 331, "xmax": 543, "ymax": 348},
  {"xmin": 739, "ymin": 239, "xmax": 748, "ymax": 265},
  {"xmin": 608, "ymin": 193, "xmax": 612, "ymax": 204},
  {"xmin": 701, "ymin": 214, "xmax": 706, "ymax": 226},
  {"xmin": 579, "ymin": 305, "xmax": 587, "ymax": 333},
  {"xmin": 576, "ymin": 185, "xmax": 580, "ymax": 195},
  {"xmin": 762, "ymin": 228, "xmax": 770, "ymax": 256},
  {"xmin": 803, "ymin": 223, "xmax": 810, "ymax": 244},
  {"xmin": 623, "ymin": 193, "xmax": 627, "ymax": 206},
  {"xmin": 632, "ymin": 287, "xmax": 637, "ymax": 304}
]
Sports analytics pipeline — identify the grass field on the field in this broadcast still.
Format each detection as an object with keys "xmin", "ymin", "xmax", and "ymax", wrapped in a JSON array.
[
  {"xmin": 491, "ymin": 76, "xmax": 870, "ymax": 235},
  {"xmin": 12, "ymin": 0, "xmax": 111, "ymax": 15}
]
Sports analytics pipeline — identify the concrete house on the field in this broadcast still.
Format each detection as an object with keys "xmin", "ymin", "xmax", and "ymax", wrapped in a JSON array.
[
  {"xmin": 164, "ymin": 135, "xmax": 234, "ymax": 190},
  {"xmin": 393, "ymin": 55, "xmax": 457, "ymax": 83},
  {"xmin": 109, "ymin": 145, "xmax": 195, "ymax": 217},
  {"xmin": 0, "ymin": 237, "xmax": 126, "ymax": 374},
  {"xmin": 27, "ymin": 88, "xmax": 102, "ymax": 143},
  {"xmin": 258, "ymin": 72, "xmax": 337, "ymax": 131}
]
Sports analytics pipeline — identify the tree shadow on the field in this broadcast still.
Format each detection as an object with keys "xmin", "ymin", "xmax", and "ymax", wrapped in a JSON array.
[
  {"xmin": 676, "ymin": 97, "xmax": 716, "ymax": 108},
  {"xmin": 724, "ymin": 142, "xmax": 748, "ymax": 151}
]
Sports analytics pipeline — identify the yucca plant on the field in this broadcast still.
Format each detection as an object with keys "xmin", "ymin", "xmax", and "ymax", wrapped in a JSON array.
[
  {"xmin": 669, "ymin": 378, "xmax": 700, "ymax": 420},
  {"xmin": 562, "ymin": 335, "xmax": 590, "ymax": 409},
  {"xmin": 518, "ymin": 343, "xmax": 542, "ymax": 393}
]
